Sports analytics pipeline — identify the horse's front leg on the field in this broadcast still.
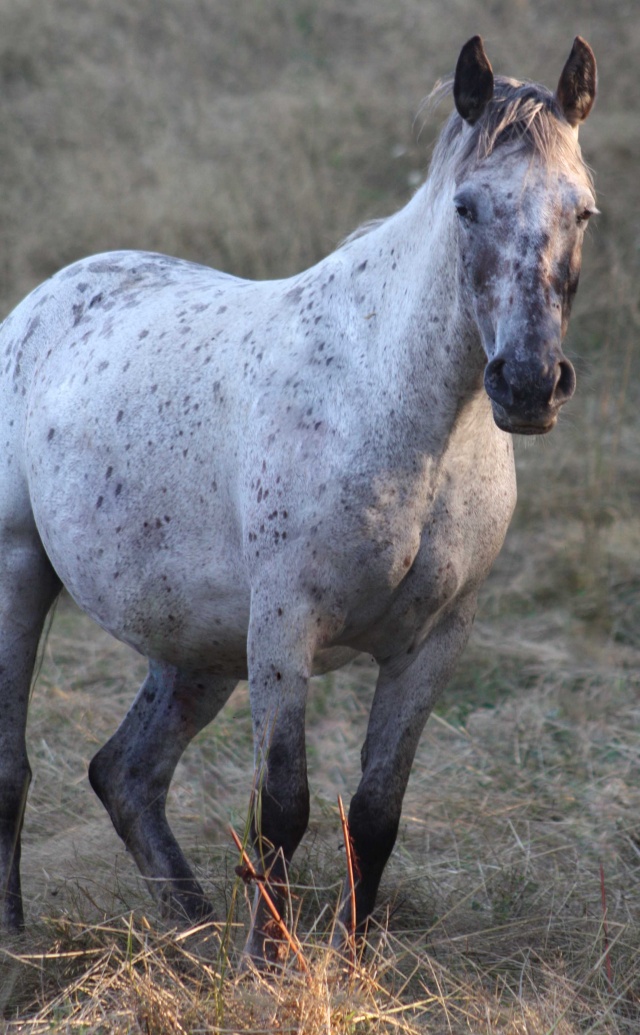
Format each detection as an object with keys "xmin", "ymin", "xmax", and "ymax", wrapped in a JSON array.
[
  {"xmin": 335, "ymin": 595, "xmax": 479, "ymax": 946},
  {"xmin": 242, "ymin": 586, "xmax": 318, "ymax": 968}
]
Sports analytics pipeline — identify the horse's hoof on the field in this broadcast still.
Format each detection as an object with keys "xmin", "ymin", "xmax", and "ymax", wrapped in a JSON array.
[
  {"xmin": 240, "ymin": 920, "xmax": 291, "ymax": 974},
  {"xmin": 160, "ymin": 889, "xmax": 217, "ymax": 927}
]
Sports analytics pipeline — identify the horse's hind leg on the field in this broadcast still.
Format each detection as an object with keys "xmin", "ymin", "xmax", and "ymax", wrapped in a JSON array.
[
  {"xmin": 0, "ymin": 533, "xmax": 61, "ymax": 931},
  {"xmin": 88, "ymin": 663, "xmax": 236, "ymax": 922}
]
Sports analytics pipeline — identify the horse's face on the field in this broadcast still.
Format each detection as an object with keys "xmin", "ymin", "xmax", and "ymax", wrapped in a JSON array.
[
  {"xmin": 454, "ymin": 152, "xmax": 597, "ymax": 434},
  {"xmin": 452, "ymin": 35, "xmax": 597, "ymax": 435}
]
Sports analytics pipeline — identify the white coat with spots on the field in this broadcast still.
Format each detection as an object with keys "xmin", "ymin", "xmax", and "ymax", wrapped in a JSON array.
[{"xmin": 0, "ymin": 37, "xmax": 597, "ymax": 963}]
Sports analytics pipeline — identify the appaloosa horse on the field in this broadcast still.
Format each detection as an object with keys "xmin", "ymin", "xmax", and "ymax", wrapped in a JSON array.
[{"xmin": 0, "ymin": 36, "xmax": 596, "ymax": 962}]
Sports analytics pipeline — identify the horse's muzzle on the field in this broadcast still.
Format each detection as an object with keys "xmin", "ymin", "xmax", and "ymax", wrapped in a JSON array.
[{"xmin": 484, "ymin": 352, "xmax": 576, "ymax": 435}]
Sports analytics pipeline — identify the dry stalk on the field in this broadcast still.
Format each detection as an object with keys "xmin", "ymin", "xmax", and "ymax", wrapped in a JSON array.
[
  {"xmin": 337, "ymin": 793, "xmax": 357, "ymax": 968},
  {"xmin": 228, "ymin": 824, "xmax": 310, "ymax": 977},
  {"xmin": 599, "ymin": 860, "xmax": 614, "ymax": 989}
]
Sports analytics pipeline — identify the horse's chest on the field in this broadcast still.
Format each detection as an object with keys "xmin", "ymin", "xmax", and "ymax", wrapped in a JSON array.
[{"xmin": 342, "ymin": 450, "xmax": 515, "ymax": 657}]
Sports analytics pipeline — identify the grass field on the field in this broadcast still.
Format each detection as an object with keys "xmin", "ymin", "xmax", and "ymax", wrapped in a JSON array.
[{"xmin": 1, "ymin": 0, "xmax": 639, "ymax": 1031}]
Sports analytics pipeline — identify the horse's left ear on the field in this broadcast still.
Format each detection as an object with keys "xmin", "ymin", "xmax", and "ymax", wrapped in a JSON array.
[
  {"xmin": 556, "ymin": 37, "xmax": 597, "ymax": 127},
  {"xmin": 454, "ymin": 36, "xmax": 494, "ymax": 125}
]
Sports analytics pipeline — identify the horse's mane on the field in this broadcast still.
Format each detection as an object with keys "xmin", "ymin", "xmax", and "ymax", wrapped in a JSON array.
[{"xmin": 428, "ymin": 75, "xmax": 594, "ymax": 190}]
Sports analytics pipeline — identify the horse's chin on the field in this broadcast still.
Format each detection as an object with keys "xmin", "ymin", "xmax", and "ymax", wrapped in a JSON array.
[{"xmin": 491, "ymin": 406, "xmax": 558, "ymax": 436}]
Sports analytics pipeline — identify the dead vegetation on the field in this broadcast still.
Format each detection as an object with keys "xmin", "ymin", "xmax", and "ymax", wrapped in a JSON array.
[
  {"xmin": 1, "ymin": 0, "xmax": 639, "ymax": 1031},
  {"xmin": 2, "ymin": 595, "xmax": 638, "ymax": 1031}
]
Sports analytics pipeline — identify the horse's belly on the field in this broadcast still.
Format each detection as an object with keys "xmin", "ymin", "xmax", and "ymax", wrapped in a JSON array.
[
  {"xmin": 38, "ymin": 502, "xmax": 251, "ymax": 670},
  {"xmin": 26, "ymin": 416, "xmax": 251, "ymax": 672},
  {"xmin": 46, "ymin": 531, "xmax": 251, "ymax": 672}
]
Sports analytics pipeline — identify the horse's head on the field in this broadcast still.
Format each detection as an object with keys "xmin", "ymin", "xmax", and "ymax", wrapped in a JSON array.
[{"xmin": 450, "ymin": 36, "xmax": 597, "ymax": 435}]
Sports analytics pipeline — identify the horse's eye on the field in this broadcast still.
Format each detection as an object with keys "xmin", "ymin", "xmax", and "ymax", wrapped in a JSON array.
[
  {"xmin": 455, "ymin": 204, "xmax": 472, "ymax": 221},
  {"xmin": 576, "ymin": 209, "xmax": 593, "ymax": 226}
]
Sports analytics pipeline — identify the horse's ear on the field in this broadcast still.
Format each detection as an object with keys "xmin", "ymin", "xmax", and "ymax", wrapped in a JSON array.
[
  {"xmin": 454, "ymin": 36, "xmax": 494, "ymax": 126},
  {"xmin": 555, "ymin": 36, "xmax": 597, "ymax": 128}
]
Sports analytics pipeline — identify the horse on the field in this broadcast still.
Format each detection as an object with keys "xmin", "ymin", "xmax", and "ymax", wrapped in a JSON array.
[{"xmin": 0, "ymin": 36, "xmax": 596, "ymax": 964}]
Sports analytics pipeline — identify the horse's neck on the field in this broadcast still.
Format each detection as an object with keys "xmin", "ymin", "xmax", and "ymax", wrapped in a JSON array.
[{"xmin": 338, "ymin": 183, "xmax": 488, "ymax": 451}]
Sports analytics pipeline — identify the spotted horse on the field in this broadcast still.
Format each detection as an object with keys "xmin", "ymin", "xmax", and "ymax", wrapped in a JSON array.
[{"xmin": 0, "ymin": 37, "xmax": 597, "ymax": 964}]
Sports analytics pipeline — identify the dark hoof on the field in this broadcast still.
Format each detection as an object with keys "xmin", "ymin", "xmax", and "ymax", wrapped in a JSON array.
[
  {"xmin": 241, "ymin": 919, "xmax": 292, "ymax": 973},
  {"xmin": 159, "ymin": 886, "xmax": 216, "ymax": 926}
]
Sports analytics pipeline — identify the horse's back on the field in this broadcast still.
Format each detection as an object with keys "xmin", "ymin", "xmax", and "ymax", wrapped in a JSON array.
[{"xmin": 0, "ymin": 250, "xmax": 246, "ymax": 433}]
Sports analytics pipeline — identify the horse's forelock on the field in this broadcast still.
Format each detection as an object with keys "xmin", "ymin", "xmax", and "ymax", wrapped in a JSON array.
[
  {"xmin": 343, "ymin": 75, "xmax": 593, "ymax": 247},
  {"xmin": 427, "ymin": 75, "xmax": 594, "ymax": 191}
]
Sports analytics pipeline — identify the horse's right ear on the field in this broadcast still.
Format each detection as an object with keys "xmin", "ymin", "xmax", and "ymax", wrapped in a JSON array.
[
  {"xmin": 454, "ymin": 36, "xmax": 494, "ymax": 125},
  {"xmin": 555, "ymin": 36, "xmax": 597, "ymax": 128}
]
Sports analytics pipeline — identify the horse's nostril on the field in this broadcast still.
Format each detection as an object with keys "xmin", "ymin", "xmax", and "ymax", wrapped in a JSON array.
[
  {"xmin": 554, "ymin": 359, "xmax": 576, "ymax": 403},
  {"xmin": 484, "ymin": 357, "xmax": 511, "ymax": 405}
]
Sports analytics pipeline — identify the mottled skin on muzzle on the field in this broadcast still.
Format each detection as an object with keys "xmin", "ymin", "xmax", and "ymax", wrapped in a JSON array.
[{"xmin": 455, "ymin": 156, "xmax": 594, "ymax": 434}]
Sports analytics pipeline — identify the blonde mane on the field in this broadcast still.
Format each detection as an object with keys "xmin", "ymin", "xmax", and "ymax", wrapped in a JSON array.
[
  {"xmin": 344, "ymin": 75, "xmax": 594, "ymax": 247},
  {"xmin": 428, "ymin": 75, "xmax": 594, "ymax": 189}
]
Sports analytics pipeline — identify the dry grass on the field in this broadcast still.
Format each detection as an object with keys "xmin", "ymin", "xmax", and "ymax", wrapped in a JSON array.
[
  {"xmin": 1, "ymin": 0, "xmax": 640, "ymax": 1031},
  {"xmin": 1, "ymin": 594, "xmax": 638, "ymax": 1032},
  {"xmin": 2, "ymin": 910, "xmax": 635, "ymax": 1034}
]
